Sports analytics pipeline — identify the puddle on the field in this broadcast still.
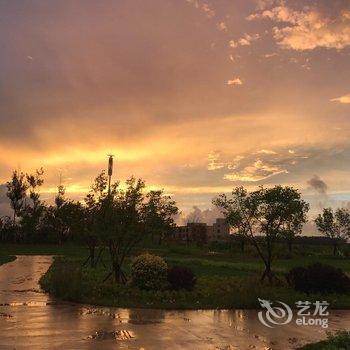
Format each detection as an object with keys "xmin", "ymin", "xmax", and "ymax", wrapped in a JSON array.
[
  {"xmin": 87, "ymin": 330, "xmax": 134, "ymax": 340},
  {"xmin": 2, "ymin": 289, "xmax": 42, "ymax": 294},
  {"xmin": 0, "ymin": 256, "xmax": 350, "ymax": 350},
  {"xmin": 128, "ymin": 319, "xmax": 162, "ymax": 325},
  {"xmin": 0, "ymin": 301, "xmax": 53, "ymax": 307}
]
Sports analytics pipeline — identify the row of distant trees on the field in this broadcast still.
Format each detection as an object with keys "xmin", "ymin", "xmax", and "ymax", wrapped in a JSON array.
[
  {"xmin": 213, "ymin": 186, "xmax": 350, "ymax": 283},
  {"xmin": 1, "ymin": 169, "xmax": 179, "ymax": 282},
  {"xmin": 1, "ymin": 169, "xmax": 349, "ymax": 284}
]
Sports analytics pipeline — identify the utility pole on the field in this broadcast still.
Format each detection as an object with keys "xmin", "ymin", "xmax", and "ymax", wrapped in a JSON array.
[{"xmin": 107, "ymin": 154, "xmax": 114, "ymax": 195}]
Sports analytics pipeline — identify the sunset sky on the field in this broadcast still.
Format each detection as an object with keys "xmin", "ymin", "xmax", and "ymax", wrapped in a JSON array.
[{"xmin": 1, "ymin": 0, "xmax": 350, "ymax": 221}]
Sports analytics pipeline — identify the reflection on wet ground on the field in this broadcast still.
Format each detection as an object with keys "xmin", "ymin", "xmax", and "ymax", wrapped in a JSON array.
[{"xmin": 0, "ymin": 255, "xmax": 349, "ymax": 349}]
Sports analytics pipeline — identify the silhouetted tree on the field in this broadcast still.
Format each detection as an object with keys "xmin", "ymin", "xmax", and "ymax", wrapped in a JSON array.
[
  {"xmin": 315, "ymin": 208, "xmax": 350, "ymax": 256},
  {"xmin": 99, "ymin": 177, "xmax": 145, "ymax": 283},
  {"xmin": 26, "ymin": 168, "xmax": 44, "ymax": 206},
  {"xmin": 20, "ymin": 169, "xmax": 45, "ymax": 241},
  {"xmin": 81, "ymin": 171, "xmax": 114, "ymax": 268},
  {"xmin": 100, "ymin": 177, "xmax": 178, "ymax": 283},
  {"xmin": 39, "ymin": 183, "xmax": 82, "ymax": 244},
  {"xmin": 213, "ymin": 186, "xmax": 309, "ymax": 283},
  {"xmin": 0, "ymin": 216, "xmax": 13, "ymax": 242},
  {"xmin": 6, "ymin": 170, "xmax": 28, "ymax": 225},
  {"xmin": 233, "ymin": 232, "xmax": 246, "ymax": 253},
  {"xmin": 55, "ymin": 183, "xmax": 66, "ymax": 209},
  {"xmin": 281, "ymin": 213, "xmax": 304, "ymax": 253},
  {"xmin": 144, "ymin": 190, "xmax": 178, "ymax": 245}
]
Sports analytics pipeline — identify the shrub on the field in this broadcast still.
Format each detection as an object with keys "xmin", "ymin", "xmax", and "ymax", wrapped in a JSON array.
[
  {"xmin": 297, "ymin": 331, "xmax": 350, "ymax": 349},
  {"xmin": 167, "ymin": 266, "xmax": 196, "ymax": 291},
  {"xmin": 286, "ymin": 263, "xmax": 350, "ymax": 295},
  {"xmin": 40, "ymin": 259, "xmax": 83, "ymax": 300},
  {"xmin": 131, "ymin": 253, "xmax": 168, "ymax": 290}
]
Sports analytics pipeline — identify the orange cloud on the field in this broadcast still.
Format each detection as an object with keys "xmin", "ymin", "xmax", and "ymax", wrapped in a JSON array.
[
  {"xmin": 250, "ymin": 2, "xmax": 350, "ymax": 50},
  {"xmin": 227, "ymin": 78, "xmax": 243, "ymax": 85},
  {"xmin": 331, "ymin": 94, "xmax": 350, "ymax": 104}
]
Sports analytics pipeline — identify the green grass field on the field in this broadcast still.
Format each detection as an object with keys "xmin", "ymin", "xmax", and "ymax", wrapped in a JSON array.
[
  {"xmin": 297, "ymin": 331, "xmax": 350, "ymax": 349},
  {"xmin": 0, "ymin": 254, "xmax": 15, "ymax": 266},
  {"xmin": 7, "ymin": 241, "xmax": 343, "ymax": 309},
  {"xmin": 1, "ymin": 243, "xmax": 348, "ymax": 349}
]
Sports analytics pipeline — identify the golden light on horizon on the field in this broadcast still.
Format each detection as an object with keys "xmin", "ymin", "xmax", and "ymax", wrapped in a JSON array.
[{"xmin": 0, "ymin": 0, "xmax": 349, "ymax": 216}]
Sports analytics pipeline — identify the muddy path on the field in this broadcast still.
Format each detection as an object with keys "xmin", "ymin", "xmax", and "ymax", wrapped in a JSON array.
[{"xmin": 0, "ymin": 255, "xmax": 349, "ymax": 349}]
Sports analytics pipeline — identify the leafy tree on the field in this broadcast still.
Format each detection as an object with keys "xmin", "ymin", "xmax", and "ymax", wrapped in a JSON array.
[
  {"xmin": 144, "ymin": 190, "xmax": 178, "ymax": 245},
  {"xmin": 281, "ymin": 212, "xmax": 304, "ymax": 253},
  {"xmin": 20, "ymin": 169, "xmax": 45, "ymax": 241},
  {"xmin": 26, "ymin": 168, "xmax": 44, "ymax": 208},
  {"xmin": 213, "ymin": 186, "xmax": 309, "ymax": 283},
  {"xmin": 335, "ymin": 208, "xmax": 350, "ymax": 238},
  {"xmin": 0, "ymin": 216, "xmax": 14, "ymax": 242},
  {"xmin": 55, "ymin": 183, "xmax": 66, "ymax": 209},
  {"xmin": 99, "ymin": 177, "xmax": 178, "ymax": 283},
  {"xmin": 315, "ymin": 208, "xmax": 350, "ymax": 256},
  {"xmin": 81, "ymin": 171, "xmax": 115, "ymax": 268},
  {"xmin": 6, "ymin": 170, "xmax": 28, "ymax": 224},
  {"xmin": 233, "ymin": 232, "xmax": 246, "ymax": 253},
  {"xmin": 40, "ymin": 183, "xmax": 82, "ymax": 244},
  {"xmin": 100, "ymin": 177, "xmax": 145, "ymax": 283}
]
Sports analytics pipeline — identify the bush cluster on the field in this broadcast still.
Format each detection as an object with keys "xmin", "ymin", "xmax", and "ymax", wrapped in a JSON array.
[
  {"xmin": 286, "ymin": 263, "xmax": 350, "ymax": 294},
  {"xmin": 40, "ymin": 259, "xmax": 83, "ymax": 300},
  {"xmin": 297, "ymin": 331, "xmax": 350, "ymax": 350},
  {"xmin": 131, "ymin": 253, "xmax": 168, "ymax": 290},
  {"xmin": 167, "ymin": 266, "xmax": 196, "ymax": 291},
  {"xmin": 131, "ymin": 253, "xmax": 197, "ymax": 291}
]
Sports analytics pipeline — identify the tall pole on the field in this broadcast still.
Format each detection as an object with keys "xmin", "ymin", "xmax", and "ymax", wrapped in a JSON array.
[{"xmin": 107, "ymin": 155, "xmax": 114, "ymax": 195}]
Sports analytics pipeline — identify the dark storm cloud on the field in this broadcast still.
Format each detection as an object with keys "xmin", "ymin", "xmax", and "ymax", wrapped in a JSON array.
[{"xmin": 307, "ymin": 175, "xmax": 328, "ymax": 195}]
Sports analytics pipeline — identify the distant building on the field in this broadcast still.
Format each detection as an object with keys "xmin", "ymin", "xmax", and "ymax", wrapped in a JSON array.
[
  {"xmin": 207, "ymin": 218, "xmax": 230, "ymax": 241},
  {"xmin": 174, "ymin": 218, "xmax": 230, "ymax": 243}
]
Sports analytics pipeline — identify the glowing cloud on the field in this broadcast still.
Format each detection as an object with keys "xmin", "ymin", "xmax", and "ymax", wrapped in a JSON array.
[
  {"xmin": 227, "ymin": 78, "xmax": 243, "ymax": 86},
  {"xmin": 217, "ymin": 21, "xmax": 228, "ymax": 32},
  {"xmin": 207, "ymin": 151, "xmax": 225, "ymax": 170},
  {"xmin": 257, "ymin": 149, "xmax": 277, "ymax": 155},
  {"xmin": 229, "ymin": 33, "xmax": 260, "ymax": 48},
  {"xmin": 1, "ymin": 0, "xmax": 350, "ymax": 216},
  {"xmin": 249, "ymin": 2, "xmax": 350, "ymax": 50},
  {"xmin": 331, "ymin": 94, "xmax": 350, "ymax": 104},
  {"xmin": 224, "ymin": 159, "xmax": 288, "ymax": 182}
]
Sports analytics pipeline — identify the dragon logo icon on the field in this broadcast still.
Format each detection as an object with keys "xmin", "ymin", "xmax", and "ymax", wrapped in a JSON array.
[{"xmin": 258, "ymin": 298, "xmax": 293, "ymax": 328}]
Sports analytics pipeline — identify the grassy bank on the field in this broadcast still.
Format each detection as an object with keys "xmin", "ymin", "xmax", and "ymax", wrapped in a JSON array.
[
  {"xmin": 0, "ymin": 243, "xmax": 88, "ymax": 257},
  {"xmin": 38, "ymin": 242, "xmax": 350, "ymax": 309},
  {"xmin": 0, "ymin": 254, "xmax": 15, "ymax": 266},
  {"xmin": 297, "ymin": 331, "xmax": 350, "ymax": 349}
]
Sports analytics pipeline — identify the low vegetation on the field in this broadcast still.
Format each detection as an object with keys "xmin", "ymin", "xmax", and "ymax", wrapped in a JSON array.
[
  {"xmin": 0, "ymin": 255, "xmax": 15, "ymax": 266},
  {"xmin": 297, "ymin": 331, "xmax": 350, "ymax": 350},
  {"xmin": 131, "ymin": 253, "xmax": 168, "ymax": 290},
  {"xmin": 286, "ymin": 263, "xmax": 350, "ymax": 295},
  {"xmin": 39, "ymin": 243, "xmax": 350, "ymax": 309},
  {"xmin": 167, "ymin": 266, "xmax": 196, "ymax": 291}
]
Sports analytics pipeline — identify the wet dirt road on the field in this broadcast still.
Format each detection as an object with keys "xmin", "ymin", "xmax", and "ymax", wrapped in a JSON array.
[{"xmin": 0, "ymin": 256, "xmax": 349, "ymax": 350}]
